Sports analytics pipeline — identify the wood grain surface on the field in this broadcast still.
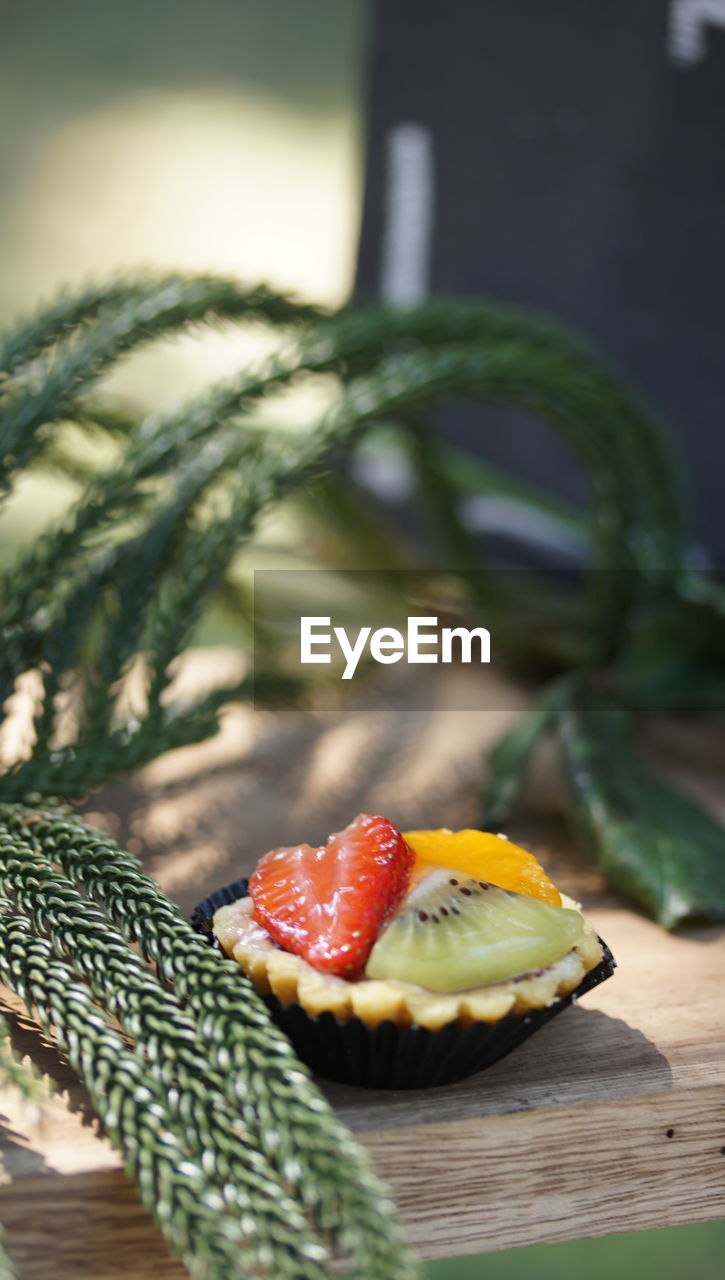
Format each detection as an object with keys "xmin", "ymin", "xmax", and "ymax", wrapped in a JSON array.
[{"xmin": 1, "ymin": 662, "xmax": 724, "ymax": 1275}]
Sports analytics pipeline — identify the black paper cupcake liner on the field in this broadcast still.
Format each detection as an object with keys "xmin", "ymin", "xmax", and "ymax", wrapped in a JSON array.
[{"xmin": 191, "ymin": 880, "xmax": 616, "ymax": 1090}]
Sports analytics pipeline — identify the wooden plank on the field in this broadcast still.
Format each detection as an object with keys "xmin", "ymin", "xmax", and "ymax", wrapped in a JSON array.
[
  {"xmin": 2, "ymin": 902, "xmax": 724, "ymax": 1269},
  {"xmin": 1, "ymin": 1085, "xmax": 723, "ymax": 1272},
  {"xmin": 0, "ymin": 1172, "xmax": 188, "ymax": 1280},
  {"xmin": 358, "ymin": 1087, "xmax": 725, "ymax": 1256},
  {"xmin": 1, "ymin": 677, "xmax": 724, "ymax": 1272},
  {"xmin": 3, "ymin": 1082, "xmax": 722, "ymax": 1279}
]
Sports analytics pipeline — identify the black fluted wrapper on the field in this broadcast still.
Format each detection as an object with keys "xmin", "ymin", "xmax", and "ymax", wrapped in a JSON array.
[{"xmin": 191, "ymin": 880, "xmax": 616, "ymax": 1090}]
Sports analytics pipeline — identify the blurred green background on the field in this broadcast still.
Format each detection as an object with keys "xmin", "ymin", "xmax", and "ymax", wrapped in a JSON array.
[
  {"xmin": 427, "ymin": 1222, "xmax": 725, "ymax": 1279},
  {"xmin": 0, "ymin": 1, "xmax": 722, "ymax": 1274}
]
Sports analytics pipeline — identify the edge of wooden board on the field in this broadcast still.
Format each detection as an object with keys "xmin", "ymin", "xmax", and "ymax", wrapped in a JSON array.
[{"xmin": 1, "ymin": 1083, "xmax": 723, "ymax": 1274}]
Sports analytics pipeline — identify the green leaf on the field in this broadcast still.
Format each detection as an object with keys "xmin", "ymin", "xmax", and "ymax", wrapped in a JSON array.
[
  {"xmin": 293, "ymin": 467, "xmax": 413, "ymax": 573},
  {"xmin": 617, "ymin": 589, "xmax": 725, "ymax": 710},
  {"xmin": 403, "ymin": 420, "xmax": 491, "ymax": 574},
  {"xmin": 480, "ymin": 683, "xmax": 565, "ymax": 826},
  {"xmin": 556, "ymin": 683, "xmax": 725, "ymax": 928},
  {"xmin": 437, "ymin": 438, "xmax": 590, "ymax": 552}
]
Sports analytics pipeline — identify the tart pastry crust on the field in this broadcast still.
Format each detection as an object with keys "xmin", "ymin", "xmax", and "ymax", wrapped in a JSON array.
[{"xmin": 213, "ymin": 894, "xmax": 604, "ymax": 1033}]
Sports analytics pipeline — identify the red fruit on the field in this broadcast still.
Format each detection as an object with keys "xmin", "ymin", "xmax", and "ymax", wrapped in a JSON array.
[{"xmin": 248, "ymin": 813, "xmax": 414, "ymax": 977}]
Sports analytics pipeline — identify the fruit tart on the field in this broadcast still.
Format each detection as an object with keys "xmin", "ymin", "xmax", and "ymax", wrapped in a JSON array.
[{"xmin": 192, "ymin": 815, "xmax": 615, "ymax": 1089}]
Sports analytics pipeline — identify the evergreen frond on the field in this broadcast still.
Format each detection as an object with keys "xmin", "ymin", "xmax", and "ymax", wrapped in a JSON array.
[
  {"xmin": 0, "ymin": 273, "xmax": 324, "ymax": 378},
  {"xmin": 319, "ymin": 298, "xmax": 686, "ymax": 567},
  {"xmin": 1, "ymin": 271, "xmax": 717, "ymax": 1275},
  {"xmin": 0, "ymin": 274, "xmax": 326, "ymax": 496},
  {"xmin": 310, "ymin": 341, "xmax": 682, "ymax": 657},
  {"xmin": 1, "ymin": 440, "xmax": 261, "ymax": 794},
  {"xmin": 1, "ymin": 316, "xmax": 689, "ymax": 798},
  {"xmin": 0, "ymin": 812, "xmax": 332, "ymax": 1279},
  {"xmin": 0, "ymin": 353, "xmax": 306, "ymax": 642},
  {"xmin": 0, "ymin": 805, "xmax": 419, "ymax": 1280},
  {"xmin": 0, "ymin": 900, "xmax": 310, "ymax": 1280}
]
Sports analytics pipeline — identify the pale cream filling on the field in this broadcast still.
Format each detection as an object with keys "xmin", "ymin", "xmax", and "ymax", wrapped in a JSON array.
[{"xmin": 213, "ymin": 894, "xmax": 604, "ymax": 1032}]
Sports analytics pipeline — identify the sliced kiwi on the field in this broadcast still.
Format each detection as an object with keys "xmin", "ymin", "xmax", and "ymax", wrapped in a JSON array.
[{"xmin": 365, "ymin": 869, "xmax": 585, "ymax": 991}]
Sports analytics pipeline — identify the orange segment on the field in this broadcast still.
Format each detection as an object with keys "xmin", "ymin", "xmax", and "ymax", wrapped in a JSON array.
[{"xmin": 402, "ymin": 829, "xmax": 562, "ymax": 906}]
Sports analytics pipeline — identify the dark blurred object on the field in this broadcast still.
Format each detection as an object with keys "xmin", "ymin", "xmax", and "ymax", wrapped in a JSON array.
[{"xmin": 356, "ymin": 0, "xmax": 725, "ymax": 564}]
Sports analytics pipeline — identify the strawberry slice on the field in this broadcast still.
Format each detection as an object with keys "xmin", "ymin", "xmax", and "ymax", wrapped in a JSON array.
[{"xmin": 248, "ymin": 813, "xmax": 414, "ymax": 977}]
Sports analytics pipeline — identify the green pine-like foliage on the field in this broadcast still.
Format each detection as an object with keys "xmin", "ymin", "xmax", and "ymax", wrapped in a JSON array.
[{"xmin": 1, "ymin": 273, "xmax": 724, "ymax": 1277}]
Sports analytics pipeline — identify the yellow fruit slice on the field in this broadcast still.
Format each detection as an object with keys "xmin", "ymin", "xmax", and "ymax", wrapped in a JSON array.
[{"xmin": 403, "ymin": 829, "xmax": 562, "ymax": 906}]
